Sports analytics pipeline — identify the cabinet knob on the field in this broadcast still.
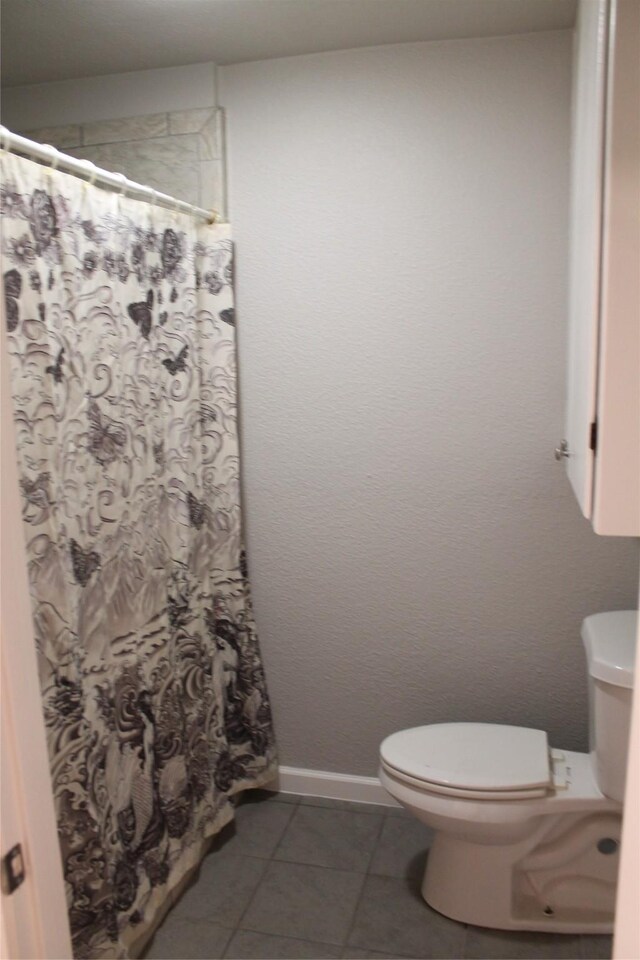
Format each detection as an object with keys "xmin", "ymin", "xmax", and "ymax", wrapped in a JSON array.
[{"xmin": 555, "ymin": 439, "xmax": 570, "ymax": 461}]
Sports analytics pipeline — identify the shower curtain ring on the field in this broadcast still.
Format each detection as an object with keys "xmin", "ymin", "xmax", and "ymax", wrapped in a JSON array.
[
  {"xmin": 44, "ymin": 144, "xmax": 61, "ymax": 171},
  {"xmin": 87, "ymin": 161, "xmax": 99, "ymax": 187},
  {"xmin": 115, "ymin": 172, "xmax": 128, "ymax": 197}
]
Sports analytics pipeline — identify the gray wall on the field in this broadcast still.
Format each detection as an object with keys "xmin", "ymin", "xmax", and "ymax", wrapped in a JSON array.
[
  {"xmin": 2, "ymin": 62, "xmax": 218, "ymax": 129},
  {"xmin": 220, "ymin": 32, "xmax": 639, "ymax": 775}
]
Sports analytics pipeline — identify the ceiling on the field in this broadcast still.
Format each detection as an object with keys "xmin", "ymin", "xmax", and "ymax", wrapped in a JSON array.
[{"xmin": 1, "ymin": 0, "xmax": 576, "ymax": 89}]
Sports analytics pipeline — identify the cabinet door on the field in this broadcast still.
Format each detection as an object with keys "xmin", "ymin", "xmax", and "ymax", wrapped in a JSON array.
[
  {"xmin": 565, "ymin": 0, "xmax": 639, "ymax": 536},
  {"xmin": 564, "ymin": 0, "xmax": 609, "ymax": 520},
  {"xmin": 592, "ymin": 0, "xmax": 640, "ymax": 535}
]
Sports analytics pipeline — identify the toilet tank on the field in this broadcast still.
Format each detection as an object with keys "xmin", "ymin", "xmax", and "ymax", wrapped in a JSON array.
[{"xmin": 582, "ymin": 610, "xmax": 638, "ymax": 802}]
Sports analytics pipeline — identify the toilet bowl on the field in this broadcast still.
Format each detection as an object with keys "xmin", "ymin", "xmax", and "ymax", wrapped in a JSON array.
[{"xmin": 379, "ymin": 611, "xmax": 637, "ymax": 934}]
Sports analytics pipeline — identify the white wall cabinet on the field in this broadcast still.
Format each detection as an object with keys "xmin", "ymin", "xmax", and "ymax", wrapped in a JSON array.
[{"xmin": 564, "ymin": 0, "xmax": 639, "ymax": 536}]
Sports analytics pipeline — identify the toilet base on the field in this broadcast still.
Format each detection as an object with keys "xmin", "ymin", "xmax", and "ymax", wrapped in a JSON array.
[{"xmin": 422, "ymin": 817, "xmax": 619, "ymax": 934}]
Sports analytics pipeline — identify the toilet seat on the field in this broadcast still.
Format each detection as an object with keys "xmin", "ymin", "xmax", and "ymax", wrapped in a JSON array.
[{"xmin": 380, "ymin": 723, "xmax": 553, "ymax": 800}]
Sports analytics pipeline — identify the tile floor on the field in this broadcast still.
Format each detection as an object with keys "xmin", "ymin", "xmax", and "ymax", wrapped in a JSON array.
[{"xmin": 142, "ymin": 792, "xmax": 613, "ymax": 960}]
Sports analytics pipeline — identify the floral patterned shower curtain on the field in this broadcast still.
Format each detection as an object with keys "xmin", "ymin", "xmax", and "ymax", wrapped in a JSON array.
[{"xmin": 1, "ymin": 151, "xmax": 277, "ymax": 959}]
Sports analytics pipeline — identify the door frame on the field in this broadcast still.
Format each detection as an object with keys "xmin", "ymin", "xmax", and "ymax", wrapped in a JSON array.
[{"xmin": 0, "ymin": 313, "xmax": 71, "ymax": 960}]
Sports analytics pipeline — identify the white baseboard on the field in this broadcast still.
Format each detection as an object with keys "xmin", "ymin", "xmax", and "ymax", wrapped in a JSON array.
[{"xmin": 264, "ymin": 765, "xmax": 401, "ymax": 808}]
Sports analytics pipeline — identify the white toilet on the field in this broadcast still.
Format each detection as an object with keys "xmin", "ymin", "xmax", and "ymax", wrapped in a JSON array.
[{"xmin": 379, "ymin": 611, "xmax": 637, "ymax": 934}]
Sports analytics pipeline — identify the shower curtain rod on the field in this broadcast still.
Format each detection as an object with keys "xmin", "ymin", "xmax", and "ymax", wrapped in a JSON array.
[{"xmin": 0, "ymin": 125, "xmax": 220, "ymax": 224}]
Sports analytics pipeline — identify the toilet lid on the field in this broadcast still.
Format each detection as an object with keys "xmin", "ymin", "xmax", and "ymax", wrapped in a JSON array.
[{"xmin": 380, "ymin": 723, "xmax": 551, "ymax": 794}]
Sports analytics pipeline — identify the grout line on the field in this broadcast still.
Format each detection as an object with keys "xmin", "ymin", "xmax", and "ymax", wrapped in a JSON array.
[
  {"xmin": 297, "ymin": 796, "xmax": 393, "ymax": 815},
  {"xmin": 339, "ymin": 867, "xmax": 369, "ymax": 951},
  {"xmin": 269, "ymin": 853, "xmax": 374, "ymax": 874},
  {"xmin": 269, "ymin": 801, "xmax": 298, "ymax": 862},
  {"xmin": 341, "ymin": 811, "xmax": 387, "ymax": 952},
  {"xmin": 227, "ymin": 803, "xmax": 297, "ymax": 936},
  {"xmin": 363, "ymin": 807, "xmax": 387, "ymax": 875},
  {"xmin": 460, "ymin": 922, "xmax": 469, "ymax": 959},
  {"xmin": 219, "ymin": 923, "xmax": 235, "ymax": 960},
  {"xmin": 273, "ymin": 798, "xmax": 298, "ymax": 841},
  {"xmin": 224, "ymin": 930, "xmax": 343, "ymax": 959},
  {"xmin": 243, "ymin": 856, "xmax": 380, "ymax": 877},
  {"xmin": 217, "ymin": 856, "xmax": 271, "ymax": 956},
  {"xmin": 342, "ymin": 823, "xmax": 386, "ymax": 949}
]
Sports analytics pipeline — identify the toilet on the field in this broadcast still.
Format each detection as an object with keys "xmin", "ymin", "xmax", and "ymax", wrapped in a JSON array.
[{"xmin": 379, "ymin": 611, "xmax": 637, "ymax": 934}]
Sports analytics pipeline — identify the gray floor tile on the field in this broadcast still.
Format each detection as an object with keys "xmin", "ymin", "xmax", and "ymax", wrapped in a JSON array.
[
  {"xmin": 343, "ymin": 950, "xmax": 412, "ymax": 959},
  {"xmin": 299, "ymin": 796, "xmax": 394, "ymax": 816},
  {"xmin": 209, "ymin": 820, "xmax": 238, "ymax": 857},
  {"xmin": 224, "ymin": 929, "xmax": 343, "ymax": 958},
  {"xmin": 143, "ymin": 918, "xmax": 232, "ymax": 959},
  {"xmin": 274, "ymin": 804, "xmax": 383, "ymax": 872},
  {"xmin": 241, "ymin": 860, "xmax": 365, "ymax": 945},
  {"xmin": 170, "ymin": 853, "xmax": 268, "ymax": 926},
  {"xmin": 347, "ymin": 874, "xmax": 466, "ymax": 960},
  {"xmin": 218, "ymin": 797, "xmax": 296, "ymax": 859},
  {"xmin": 464, "ymin": 926, "xmax": 583, "ymax": 959},
  {"xmin": 580, "ymin": 935, "xmax": 612, "ymax": 960},
  {"xmin": 368, "ymin": 815, "xmax": 434, "ymax": 881},
  {"xmin": 383, "ymin": 805, "xmax": 411, "ymax": 819}
]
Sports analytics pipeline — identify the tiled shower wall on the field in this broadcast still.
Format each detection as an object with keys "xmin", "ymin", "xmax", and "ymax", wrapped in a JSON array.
[{"xmin": 17, "ymin": 107, "xmax": 225, "ymax": 217}]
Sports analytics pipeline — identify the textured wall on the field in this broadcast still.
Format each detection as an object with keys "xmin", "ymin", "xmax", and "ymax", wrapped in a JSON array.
[
  {"xmin": 2, "ymin": 62, "xmax": 217, "ymax": 129},
  {"xmin": 220, "ymin": 33, "xmax": 639, "ymax": 776},
  {"xmin": 14, "ymin": 107, "xmax": 224, "ymax": 214}
]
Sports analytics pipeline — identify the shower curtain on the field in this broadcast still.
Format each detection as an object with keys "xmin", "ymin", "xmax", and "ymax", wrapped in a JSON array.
[{"xmin": 1, "ymin": 151, "xmax": 277, "ymax": 959}]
